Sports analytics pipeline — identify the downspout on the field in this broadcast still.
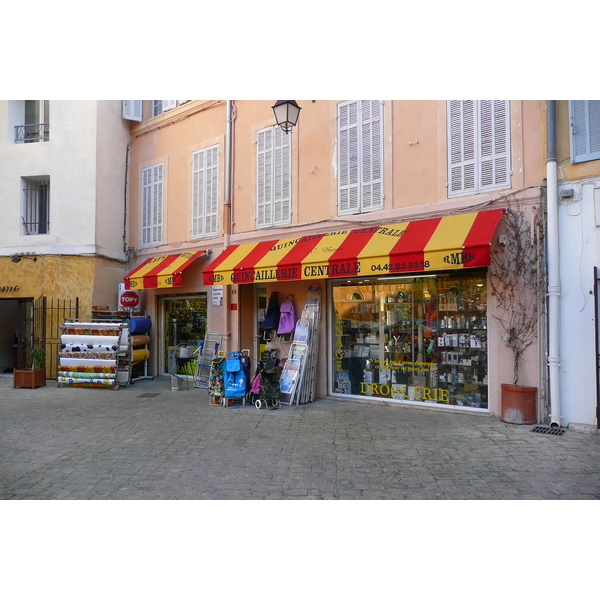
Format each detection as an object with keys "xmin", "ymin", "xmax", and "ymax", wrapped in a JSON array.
[
  {"xmin": 546, "ymin": 100, "xmax": 562, "ymax": 427},
  {"xmin": 223, "ymin": 101, "xmax": 233, "ymax": 349}
]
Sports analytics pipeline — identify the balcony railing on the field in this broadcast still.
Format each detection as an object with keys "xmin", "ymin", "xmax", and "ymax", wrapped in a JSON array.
[{"xmin": 15, "ymin": 123, "xmax": 49, "ymax": 143}]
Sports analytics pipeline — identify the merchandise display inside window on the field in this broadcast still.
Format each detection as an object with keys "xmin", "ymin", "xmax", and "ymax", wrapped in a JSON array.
[
  {"xmin": 332, "ymin": 271, "xmax": 488, "ymax": 409},
  {"xmin": 163, "ymin": 295, "xmax": 207, "ymax": 375}
]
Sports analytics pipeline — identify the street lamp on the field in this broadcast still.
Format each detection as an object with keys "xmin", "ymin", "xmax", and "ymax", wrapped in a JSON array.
[{"xmin": 272, "ymin": 100, "xmax": 301, "ymax": 134}]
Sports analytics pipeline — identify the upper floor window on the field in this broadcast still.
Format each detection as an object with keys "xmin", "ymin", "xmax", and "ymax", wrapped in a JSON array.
[
  {"xmin": 570, "ymin": 100, "xmax": 600, "ymax": 163},
  {"xmin": 192, "ymin": 145, "xmax": 219, "ymax": 237},
  {"xmin": 447, "ymin": 100, "xmax": 511, "ymax": 197},
  {"xmin": 14, "ymin": 100, "xmax": 49, "ymax": 143},
  {"xmin": 256, "ymin": 126, "xmax": 291, "ymax": 228},
  {"xmin": 337, "ymin": 100, "xmax": 384, "ymax": 215},
  {"xmin": 21, "ymin": 177, "xmax": 50, "ymax": 235},
  {"xmin": 141, "ymin": 163, "xmax": 164, "ymax": 246},
  {"xmin": 152, "ymin": 100, "xmax": 180, "ymax": 117}
]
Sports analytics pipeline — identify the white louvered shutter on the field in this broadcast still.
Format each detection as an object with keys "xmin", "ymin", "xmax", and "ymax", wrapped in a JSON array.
[
  {"xmin": 153, "ymin": 164, "xmax": 163, "ymax": 243},
  {"xmin": 571, "ymin": 100, "xmax": 600, "ymax": 163},
  {"xmin": 448, "ymin": 100, "xmax": 477, "ymax": 195},
  {"xmin": 142, "ymin": 164, "xmax": 164, "ymax": 245},
  {"xmin": 205, "ymin": 146, "xmax": 219, "ymax": 234},
  {"xmin": 273, "ymin": 127, "xmax": 291, "ymax": 225},
  {"xmin": 338, "ymin": 100, "xmax": 360, "ymax": 214},
  {"xmin": 361, "ymin": 100, "xmax": 384, "ymax": 211},
  {"xmin": 192, "ymin": 145, "xmax": 219, "ymax": 237},
  {"xmin": 479, "ymin": 100, "xmax": 510, "ymax": 190},
  {"xmin": 256, "ymin": 128, "xmax": 273, "ymax": 227},
  {"xmin": 122, "ymin": 100, "xmax": 142, "ymax": 121},
  {"xmin": 163, "ymin": 100, "xmax": 177, "ymax": 111}
]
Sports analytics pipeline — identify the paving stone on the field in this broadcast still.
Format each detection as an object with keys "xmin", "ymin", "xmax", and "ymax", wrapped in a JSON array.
[{"xmin": 1, "ymin": 375, "xmax": 600, "ymax": 500}]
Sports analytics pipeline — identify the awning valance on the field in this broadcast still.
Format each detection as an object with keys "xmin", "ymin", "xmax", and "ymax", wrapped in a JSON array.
[
  {"xmin": 203, "ymin": 209, "xmax": 504, "ymax": 285},
  {"xmin": 124, "ymin": 251, "xmax": 206, "ymax": 290}
]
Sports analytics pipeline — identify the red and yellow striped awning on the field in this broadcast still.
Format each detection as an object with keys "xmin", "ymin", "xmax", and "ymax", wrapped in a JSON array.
[
  {"xmin": 203, "ymin": 209, "xmax": 504, "ymax": 285},
  {"xmin": 124, "ymin": 251, "xmax": 205, "ymax": 290}
]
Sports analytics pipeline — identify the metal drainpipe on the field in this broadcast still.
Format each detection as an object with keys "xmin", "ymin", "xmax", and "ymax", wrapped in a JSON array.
[
  {"xmin": 546, "ymin": 100, "xmax": 562, "ymax": 427},
  {"xmin": 223, "ymin": 100, "xmax": 233, "ymax": 351}
]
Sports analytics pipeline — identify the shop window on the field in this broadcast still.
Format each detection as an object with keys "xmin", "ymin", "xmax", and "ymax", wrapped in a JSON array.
[
  {"xmin": 256, "ymin": 125, "xmax": 291, "ymax": 228},
  {"xmin": 447, "ymin": 100, "xmax": 511, "ymax": 197},
  {"xmin": 331, "ymin": 272, "xmax": 488, "ymax": 409},
  {"xmin": 141, "ymin": 163, "xmax": 164, "ymax": 246},
  {"xmin": 337, "ymin": 100, "xmax": 384, "ymax": 215},
  {"xmin": 163, "ymin": 295, "xmax": 207, "ymax": 375},
  {"xmin": 192, "ymin": 145, "xmax": 219, "ymax": 237}
]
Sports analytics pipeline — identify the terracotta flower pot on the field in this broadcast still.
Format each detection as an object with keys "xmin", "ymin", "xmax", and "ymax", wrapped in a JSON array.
[{"xmin": 500, "ymin": 383, "xmax": 537, "ymax": 424}]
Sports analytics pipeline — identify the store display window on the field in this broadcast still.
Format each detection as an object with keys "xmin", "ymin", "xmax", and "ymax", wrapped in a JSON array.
[
  {"xmin": 162, "ymin": 295, "xmax": 207, "ymax": 375},
  {"xmin": 331, "ymin": 271, "xmax": 488, "ymax": 409}
]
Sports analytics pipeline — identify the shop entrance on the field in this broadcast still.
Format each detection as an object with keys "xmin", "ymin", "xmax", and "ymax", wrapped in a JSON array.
[
  {"xmin": 0, "ymin": 296, "xmax": 79, "ymax": 377},
  {"xmin": 255, "ymin": 287, "xmax": 267, "ymax": 362},
  {"xmin": 161, "ymin": 294, "xmax": 207, "ymax": 375},
  {"xmin": 0, "ymin": 298, "xmax": 31, "ymax": 373}
]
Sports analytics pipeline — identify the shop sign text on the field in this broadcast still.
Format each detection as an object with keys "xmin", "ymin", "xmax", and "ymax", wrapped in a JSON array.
[
  {"xmin": 1, "ymin": 284, "xmax": 21, "ymax": 293},
  {"xmin": 359, "ymin": 381, "xmax": 449, "ymax": 402}
]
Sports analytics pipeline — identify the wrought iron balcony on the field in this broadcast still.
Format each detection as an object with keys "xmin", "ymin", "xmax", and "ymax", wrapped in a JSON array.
[{"xmin": 14, "ymin": 123, "xmax": 49, "ymax": 143}]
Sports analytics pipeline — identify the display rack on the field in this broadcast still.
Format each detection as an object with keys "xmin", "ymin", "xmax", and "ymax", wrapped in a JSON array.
[
  {"xmin": 194, "ymin": 332, "xmax": 222, "ymax": 388},
  {"xmin": 57, "ymin": 319, "xmax": 131, "ymax": 389}
]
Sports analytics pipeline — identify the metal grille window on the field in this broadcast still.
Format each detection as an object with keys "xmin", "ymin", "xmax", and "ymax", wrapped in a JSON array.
[
  {"xmin": 141, "ymin": 164, "xmax": 164, "ymax": 246},
  {"xmin": 192, "ymin": 145, "xmax": 219, "ymax": 237},
  {"xmin": 256, "ymin": 126, "xmax": 291, "ymax": 228},
  {"xmin": 570, "ymin": 100, "xmax": 600, "ymax": 163},
  {"xmin": 447, "ymin": 100, "xmax": 511, "ymax": 196},
  {"xmin": 337, "ymin": 100, "xmax": 384, "ymax": 215},
  {"xmin": 22, "ymin": 178, "xmax": 50, "ymax": 235}
]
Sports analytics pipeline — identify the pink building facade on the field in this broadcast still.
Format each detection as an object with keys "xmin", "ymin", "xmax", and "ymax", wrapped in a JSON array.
[{"xmin": 123, "ymin": 100, "xmax": 546, "ymax": 420}]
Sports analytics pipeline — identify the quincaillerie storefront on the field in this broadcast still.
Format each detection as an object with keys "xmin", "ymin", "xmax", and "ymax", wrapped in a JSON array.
[{"xmin": 204, "ymin": 209, "xmax": 504, "ymax": 411}]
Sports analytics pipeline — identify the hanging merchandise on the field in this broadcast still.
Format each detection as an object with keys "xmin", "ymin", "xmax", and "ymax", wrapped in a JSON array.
[
  {"xmin": 279, "ymin": 285, "xmax": 321, "ymax": 406},
  {"xmin": 277, "ymin": 295, "xmax": 296, "ymax": 341},
  {"xmin": 208, "ymin": 354, "xmax": 226, "ymax": 405},
  {"xmin": 224, "ymin": 351, "xmax": 249, "ymax": 406},
  {"xmin": 261, "ymin": 291, "xmax": 280, "ymax": 340},
  {"xmin": 254, "ymin": 349, "xmax": 280, "ymax": 410}
]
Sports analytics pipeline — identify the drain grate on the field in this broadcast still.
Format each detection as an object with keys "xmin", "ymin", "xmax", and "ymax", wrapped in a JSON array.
[
  {"xmin": 138, "ymin": 393, "xmax": 161, "ymax": 398},
  {"xmin": 531, "ymin": 425, "xmax": 566, "ymax": 436}
]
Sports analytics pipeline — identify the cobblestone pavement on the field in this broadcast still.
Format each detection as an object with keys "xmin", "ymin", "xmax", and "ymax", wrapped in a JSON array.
[{"xmin": 1, "ymin": 374, "xmax": 600, "ymax": 500}]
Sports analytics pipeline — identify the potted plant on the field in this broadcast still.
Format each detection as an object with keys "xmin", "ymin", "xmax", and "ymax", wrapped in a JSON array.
[
  {"xmin": 13, "ymin": 346, "xmax": 47, "ymax": 389},
  {"xmin": 490, "ymin": 200, "xmax": 544, "ymax": 424}
]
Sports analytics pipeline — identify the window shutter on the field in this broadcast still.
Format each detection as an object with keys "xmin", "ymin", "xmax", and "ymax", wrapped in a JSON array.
[
  {"xmin": 153, "ymin": 164, "xmax": 163, "ymax": 243},
  {"xmin": 122, "ymin": 100, "xmax": 142, "ymax": 122},
  {"xmin": 571, "ymin": 100, "xmax": 600, "ymax": 163},
  {"xmin": 338, "ymin": 100, "xmax": 360, "ymax": 215},
  {"xmin": 192, "ymin": 146, "xmax": 219, "ymax": 237},
  {"xmin": 361, "ymin": 100, "xmax": 384, "ymax": 211},
  {"xmin": 273, "ymin": 127, "xmax": 291, "ymax": 225},
  {"xmin": 142, "ymin": 164, "xmax": 163, "ymax": 245},
  {"xmin": 479, "ymin": 100, "xmax": 510, "ymax": 190},
  {"xmin": 448, "ymin": 100, "xmax": 477, "ymax": 195},
  {"xmin": 205, "ymin": 146, "xmax": 219, "ymax": 235},
  {"xmin": 256, "ymin": 128, "xmax": 273, "ymax": 227},
  {"xmin": 163, "ymin": 100, "xmax": 177, "ymax": 111},
  {"xmin": 191, "ymin": 151, "xmax": 203, "ymax": 237}
]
